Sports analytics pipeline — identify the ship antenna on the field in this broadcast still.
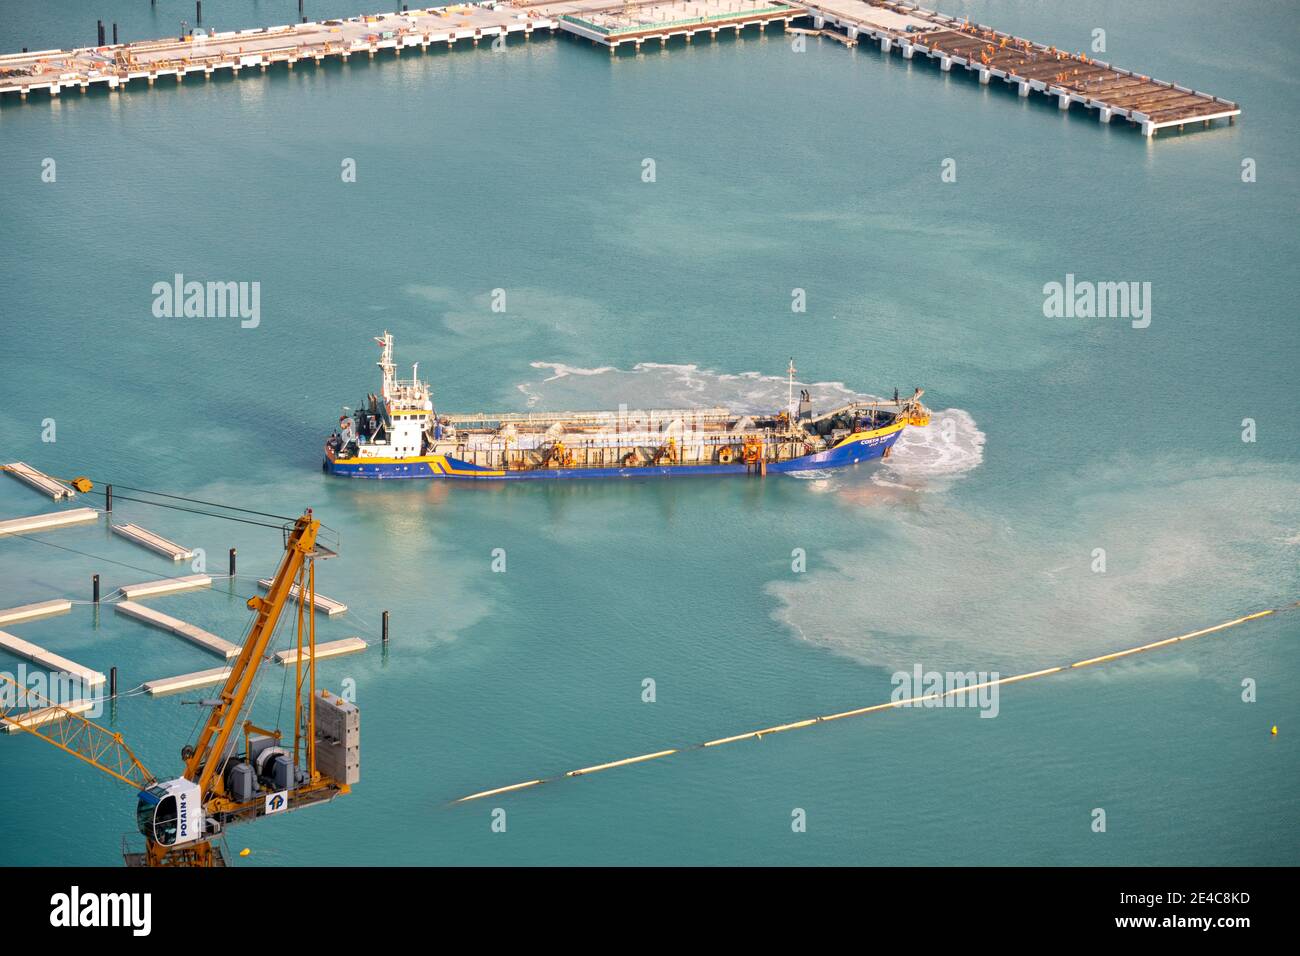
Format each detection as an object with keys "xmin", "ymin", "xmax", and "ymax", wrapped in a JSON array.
[
  {"xmin": 375, "ymin": 330, "xmax": 396, "ymax": 401},
  {"xmin": 787, "ymin": 358, "xmax": 796, "ymax": 413}
]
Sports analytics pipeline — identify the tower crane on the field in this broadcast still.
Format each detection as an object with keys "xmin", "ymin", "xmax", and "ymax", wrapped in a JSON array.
[{"xmin": 0, "ymin": 508, "xmax": 359, "ymax": 866}]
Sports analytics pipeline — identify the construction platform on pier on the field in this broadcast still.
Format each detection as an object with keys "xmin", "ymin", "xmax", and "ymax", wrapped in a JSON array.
[
  {"xmin": 0, "ymin": 4, "xmax": 559, "ymax": 98},
  {"xmin": 115, "ymin": 601, "xmax": 240, "ymax": 659},
  {"xmin": 548, "ymin": 0, "xmax": 797, "ymax": 48},
  {"xmin": 0, "ymin": 630, "xmax": 106, "ymax": 688},
  {"xmin": 2, "ymin": 462, "xmax": 76, "ymax": 500},
  {"xmin": 0, "ymin": 1, "xmax": 1236, "ymax": 137},
  {"xmin": 112, "ymin": 522, "xmax": 196, "ymax": 561},
  {"xmin": 800, "ymin": 0, "xmax": 1239, "ymax": 135},
  {"xmin": 0, "ymin": 508, "xmax": 99, "ymax": 538}
]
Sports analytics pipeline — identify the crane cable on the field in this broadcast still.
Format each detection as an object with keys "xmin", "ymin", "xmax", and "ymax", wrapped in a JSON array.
[
  {"xmin": 452, "ymin": 602, "xmax": 1296, "ymax": 805},
  {"xmin": 0, "ymin": 467, "xmax": 298, "ymax": 525}
]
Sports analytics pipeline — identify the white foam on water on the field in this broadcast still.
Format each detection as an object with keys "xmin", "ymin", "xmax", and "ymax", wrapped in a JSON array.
[
  {"xmin": 878, "ymin": 408, "xmax": 986, "ymax": 489},
  {"xmin": 768, "ymin": 457, "xmax": 1300, "ymax": 674},
  {"xmin": 517, "ymin": 360, "xmax": 865, "ymax": 413}
]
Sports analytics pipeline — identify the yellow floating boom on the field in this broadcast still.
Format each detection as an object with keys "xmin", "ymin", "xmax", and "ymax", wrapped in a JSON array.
[{"xmin": 453, "ymin": 604, "xmax": 1289, "ymax": 804}]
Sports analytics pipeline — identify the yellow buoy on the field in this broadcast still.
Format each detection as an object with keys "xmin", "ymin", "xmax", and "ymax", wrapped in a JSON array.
[
  {"xmin": 240, "ymin": 848, "xmax": 251, "ymax": 857},
  {"xmin": 71, "ymin": 476, "xmax": 93, "ymax": 493},
  {"xmin": 1271, "ymin": 725, "xmax": 1278, "ymax": 736}
]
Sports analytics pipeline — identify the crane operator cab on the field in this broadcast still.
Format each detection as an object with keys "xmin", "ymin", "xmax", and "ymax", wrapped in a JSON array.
[{"xmin": 136, "ymin": 779, "xmax": 205, "ymax": 848}]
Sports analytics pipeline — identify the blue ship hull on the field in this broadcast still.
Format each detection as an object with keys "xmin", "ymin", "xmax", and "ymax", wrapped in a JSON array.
[{"xmin": 326, "ymin": 425, "xmax": 903, "ymax": 480}]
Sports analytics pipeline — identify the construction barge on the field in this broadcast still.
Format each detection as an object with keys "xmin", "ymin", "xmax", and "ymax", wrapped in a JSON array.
[
  {"xmin": 324, "ymin": 333, "xmax": 930, "ymax": 480},
  {"xmin": 0, "ymin": 1, "xmax": 1238, "ymax": 138}
]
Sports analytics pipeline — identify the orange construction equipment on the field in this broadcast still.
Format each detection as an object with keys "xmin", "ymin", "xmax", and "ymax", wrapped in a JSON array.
[{"xmin": 1, "ymin": 509, "xmax": 357, "ymax": 867}]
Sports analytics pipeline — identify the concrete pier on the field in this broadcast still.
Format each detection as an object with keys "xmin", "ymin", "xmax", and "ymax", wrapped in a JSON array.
[
  {"xmin": 258, "ymin": 579, "xmax": 348, "ymax": 616},
  {"xmin": 274, "ymin": 637, "xmax": 367, "ymax": 665},
  {"xmin": 118, "ymin": 574, "xmax": 211, "ymax": 600},
  {"xmin": 0, "ymin": 4, "xmax": 559, "ymax": 100},
  {"xmin": 143, "ymin": 666, "xmax": 232, "ymax": 696},
  {"xmin": 0, "ymin": 630, "xmax": 106, "ymax": 688},
  {"xmin": 0, "ymin": 599, "xmax": 72, "ymax": 627},
  {"xmin": 112, "ymin": 523, "xmax": 196, "ymax": 561},
  {"xmin": 794, "ymin": 0, "xmax": 1239, "ymax": 135},
  {"xmin": 115, "ymin": 601, "xmax": 239, "ymax": 659},
  {"xmin": 0, "ymin": 508, "xmax": 98, "ymax": 538},
  {"xmin": 0, "ymin": 1, "xmax": 1241, "ymax": 139},
  {"xmin": 553, "ymin": 0, "xmax": 797, "ymax": 48},
  {"xmin": 2, "ymin": 462, "xmax": 75, "ymax": 500}
]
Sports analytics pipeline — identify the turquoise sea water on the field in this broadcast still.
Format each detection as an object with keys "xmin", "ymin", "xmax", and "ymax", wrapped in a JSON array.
[{"xmin": 0, "ymin": 0, "xmax": 1297, "ymax": 865}]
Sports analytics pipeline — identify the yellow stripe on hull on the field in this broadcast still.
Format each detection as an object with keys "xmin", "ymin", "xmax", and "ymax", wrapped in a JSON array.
[
  {"xmin": 333, "ymin": 453, "xmax": 505, "ymax": 477},
  {"xmin": 830, "ymin": 421, "xmax": 907, "ymax": 450}
]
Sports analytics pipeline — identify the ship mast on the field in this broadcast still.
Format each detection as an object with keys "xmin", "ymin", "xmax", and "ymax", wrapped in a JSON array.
[
  {"xmin": 375, "ymin": 331, "xmax": 396, "ymax": 401},
  {"xmin": 787, "ymin": 358, "xmax": 796, "ymax": 413}
]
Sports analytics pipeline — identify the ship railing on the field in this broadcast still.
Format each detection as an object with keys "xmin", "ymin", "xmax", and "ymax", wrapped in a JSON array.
[{"xmin": 444, "ymin": 407, "xmax": 736, "ymax": 427}]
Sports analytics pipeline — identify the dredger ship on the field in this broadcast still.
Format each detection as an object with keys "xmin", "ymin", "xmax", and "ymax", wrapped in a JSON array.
[{"xmin": 323, "ymin": 333, "xmax": 930, "ymax": 480}]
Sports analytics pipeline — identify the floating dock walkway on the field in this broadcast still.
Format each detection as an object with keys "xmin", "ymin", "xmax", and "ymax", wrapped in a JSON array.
[
  {"xmin": 274, "ymin": 637, "xmax": 367, "ymax": 665},
  {"xmin": 2, "ymin": 462, "xmax": 76, "ymax": 500},
  {"xmin": 115, "ymin": 601, "xmax": 240, "ymax": 659},
  {"xmin": 112, "ymin": 523, "xmax": 196, "ymax": 561},
  {"xmin": 0, "ymin": 1, "xmax": 1238, "ymax": 137},
  {"xmin": 0, "ymin": 600, "xmax": 73, "ymax": 627},
  {"xmin": 0, "ymin": 630, "xmax": 106, "ymax": 688},
  {"xmin": 118, "ymin": 574, "xmax": 211, "ymax": 600},
  {"xmin": 258, "ymin": 579, "xmax": 348, "ymax": 616},
  {"xmin": 0, "ymin": 508, "xmax": 99, "ymax": 538},
  {"xmin": 143, "ymin": 666, "xmax": 232, "ymax": 696}
]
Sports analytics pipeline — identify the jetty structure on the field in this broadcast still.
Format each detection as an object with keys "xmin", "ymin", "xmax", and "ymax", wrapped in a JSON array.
[{"xmin": 0, "ymin": 1, "xmax": 1238, "ymax": 137}]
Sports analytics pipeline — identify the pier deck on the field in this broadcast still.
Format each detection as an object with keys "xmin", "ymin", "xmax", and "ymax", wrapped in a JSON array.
[
  {"xmin": 0, "ymin": 4, "xmax": 558, "ymax": 98},
  {"xmin": 800, "ymin": 0, "xmax": 1239, "ymax": 134},
  {"xmin": 0, "ymin": 1, "xmax": 1239, "ymax": 137},
  {"xmin": 547, "ymin": 0, "xmax": 797, "ymax": 47}
]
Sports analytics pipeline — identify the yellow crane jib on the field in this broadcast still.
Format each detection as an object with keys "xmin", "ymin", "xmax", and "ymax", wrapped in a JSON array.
[{"xmin": 0, "ymin": 674, "xmax": 154, "ymax": 789}]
